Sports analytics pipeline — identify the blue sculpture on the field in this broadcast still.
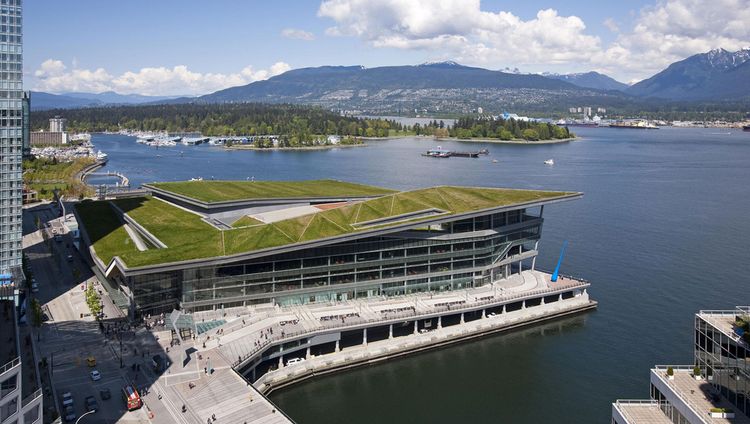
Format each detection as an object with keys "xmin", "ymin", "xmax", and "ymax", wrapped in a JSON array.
[{"xmin": 551, "ymin": 240, "xmax": 568, "ymax": 283}]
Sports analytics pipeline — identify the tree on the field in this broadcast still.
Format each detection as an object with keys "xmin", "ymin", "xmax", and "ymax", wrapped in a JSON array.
[{"xmin": 30, "ymin": 298, "xmax": 43, "ymax": 341}]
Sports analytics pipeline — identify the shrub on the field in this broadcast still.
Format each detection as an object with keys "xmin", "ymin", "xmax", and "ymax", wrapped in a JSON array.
[
  {"xmin": 693, "ymin": 365, "xmax": 701, "ymax": 376},
  {"xmin": 666, "ymin": 366, "xmax": 674, "ymax": 376}
]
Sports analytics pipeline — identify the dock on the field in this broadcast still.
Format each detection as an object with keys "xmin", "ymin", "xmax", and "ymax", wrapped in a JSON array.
[{"xmin": 422, "ymin": 148, "xmax": 489, "ymax": 158}]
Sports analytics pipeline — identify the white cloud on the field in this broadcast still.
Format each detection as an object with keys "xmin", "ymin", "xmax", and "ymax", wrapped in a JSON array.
[
  {"xmin": 603, "ymin": 18, "xmax": 619, "ymax": 33},
  {"xmin": 318, "ymin": 0, "xmax": 750, "ymax": 81},
  {"xmin": 281, "ymin": 28, "xmax": 315, "ymax": 41},
  {"xmin": 32, "ymin": 61, "xmax": 291, "ymax": 96}
]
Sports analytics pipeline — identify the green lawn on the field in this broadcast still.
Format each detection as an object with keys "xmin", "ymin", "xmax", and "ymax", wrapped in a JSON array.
[
  {"xmin": 81, "ymin": 186, "xmax": 574, "ymax": 268},
  {"xmin": 75, "ymin": 201, "xmax": 139, "ymax": 264},
  {"xmin": 24, "ymin": 157, "xmax": 95, "ymax": 200},
  {"xmin": 147, "ymin": 179, "xmax": 396, "ymax": 203},
  {"xmin": 231, "ymin": 215, "xmax": 265, "ymax": 228}
]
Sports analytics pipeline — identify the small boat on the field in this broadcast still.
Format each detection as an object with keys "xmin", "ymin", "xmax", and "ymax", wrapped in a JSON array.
[
  {"xmin": 492, "ymin": 159, "xmax": 498, "ymax": 163},
  {"xmin": 422, "ymin": 147, "xmax": 452, "ymax": 158},
  {"xmin": 544, "ymin": 159, "xmax": 554, "ymax": 165}
]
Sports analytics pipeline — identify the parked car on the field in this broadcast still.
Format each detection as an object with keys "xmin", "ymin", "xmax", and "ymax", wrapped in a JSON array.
[
  {"xmin": 61, "ymin": 392, "xmax": 73, "ymax": 407},
  {"xmin": 99, "ymin": 388, "xmax": 111, "ymax": 400},
  {"xmin": 85, "ymin": 395, "xmax": 99, "ymax": 412},
  {"xmin": 66, "ymin": 254, "xmax": 74, "ymax": 262},
  {"xmin": 286, "ymin": 357, "xmax": 305, "ymax": 366},
  {"xmin": 90, "ymin": 370, "xmax": 101, "ymax": 381},
  {"xmin": 63, "ymin": 405, "xmax": 76, "ymax": 422}
]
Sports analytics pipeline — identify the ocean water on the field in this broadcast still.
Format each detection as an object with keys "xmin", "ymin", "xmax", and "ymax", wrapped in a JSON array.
[{"xmin": 91, "ymin": 127, "xmax": 750, "ymax": 423}]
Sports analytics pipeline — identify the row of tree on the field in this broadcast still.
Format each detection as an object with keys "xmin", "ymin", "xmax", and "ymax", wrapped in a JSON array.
[
  {"xmin": 31, "ymin": 103, "xmax": 408, "ymax": 141},
  {"xmin": 420, "ymin": 117, "xmax": 573, "ymax": 140}
]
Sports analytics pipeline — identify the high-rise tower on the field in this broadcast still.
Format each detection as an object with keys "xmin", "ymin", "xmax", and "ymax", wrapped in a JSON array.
[{"xmin": 0, "ymin": 0, "xmax": 23, "ymax": 279}]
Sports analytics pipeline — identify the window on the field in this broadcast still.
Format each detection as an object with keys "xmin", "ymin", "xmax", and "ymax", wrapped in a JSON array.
[{"xmin": 0, "ymin": 373, "xmax": 17, "ymax": 399}]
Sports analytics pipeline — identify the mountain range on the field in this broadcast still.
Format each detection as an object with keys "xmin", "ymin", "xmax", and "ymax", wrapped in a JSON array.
[
  {"xmin": 627, "ymin": 48, "xmax": 750, "ymax": 100},
  {"xmin": 29, "ymin": 91, "xmax": 184, "ymax": 110},
  {"xmin": 545, "ymin": 71, "xmax": 629, "ymax": 92},
  {"xmin": 30, "ymin": 48, "xmax": 750, "ymax": 112}
]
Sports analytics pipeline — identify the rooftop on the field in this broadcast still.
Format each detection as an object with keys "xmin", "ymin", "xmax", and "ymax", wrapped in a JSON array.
[
  {"xmin": 613, "ymin": 400, "xmax": 674, "ymax": 424},
  {"xmin": 145, "ymin": 179, "xmax": 396, "ymax": 203},
  {"xmin": 652, "ymin": 366, "xmax": 750, "ymax": 424},
  {"xmin": 76, "ymin": 181, "xmax": 579, "ymax": 269}
]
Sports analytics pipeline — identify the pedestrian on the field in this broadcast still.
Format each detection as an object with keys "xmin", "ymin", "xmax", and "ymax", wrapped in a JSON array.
[{"xmin": 212, "ymin": 413, "xmax": 216, "ymax": 421}]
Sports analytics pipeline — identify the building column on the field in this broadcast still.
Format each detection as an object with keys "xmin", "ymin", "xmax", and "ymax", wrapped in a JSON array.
[
  {"xmin": 460, "ymin": 313, "xmax": 465, "ymax": 324},
  {"xmin": 481, "ymin": 309, "xmax": 486, "ymax": 319},
  {"xmin": 414, "ymin": 321, "xmax": 418, "ymax": 335},
  {"xmin": 522, "ymin": 300, "xmax": 526, "ymax": 309},
  {"xmin": 559, "ymin": 293, "xmax": 563, "ymax": 301},
  {"xmin": 531, "ymin": 241, "xmax": 539, "ymax": 270},
  {"xmin": 278, "ymin": 355, "xmax": 283, "ymax": 369},
  {"xmin": 540, "ymin": 297, "xmax": 545, "ymax": 305},
  {"xmin": 335, "ymin": 340, "xmax": 340, "ymax": 352},
  {"xmin": 252, "ymin": 367, "xmax": 256, "ymax": 382},
  {"xmin": 437, "ymin": 316, "xmax": 442, "ymax": 329},
  {"xmin": 363, "ymin": 328, "xmax": 368, "ymax": 345},
  {"xmin": 502, "ymin": 305, "xmax": 506, "ymax": 314},
  {"xmin": 389, "ymin": 324, "xmax": 393, "ymax": 339},
  {"xmin": 305, "ymin": 347, "xmax": 311, "ymax": 359}
]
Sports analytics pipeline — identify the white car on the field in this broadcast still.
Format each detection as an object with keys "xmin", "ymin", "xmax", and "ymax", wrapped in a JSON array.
[
  {"xmin": 90, "ymin": 370, "xmax": 101, "ymax": 381},
  {"xmin": 286, "ymin": 357, "xmax": 305, "ymax": 366}
]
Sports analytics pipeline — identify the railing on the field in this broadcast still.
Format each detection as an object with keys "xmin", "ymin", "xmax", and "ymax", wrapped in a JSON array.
[
  {"xmin": 228, "ymin": 279, "xmax": 589, "ymax": 368},
  {"xmin": 0, "ymin": 357, "xmax": 20, "ymax": 375},
  {"xmin": 652, "ymin": 366, "xmax": 714, "ymax": 423},
  {"xmin": 21, "ymin": 388, "xmax": 42, "ymax": 407},
  {"xmin": 614, "ymin": 400, "xmax": 667, "ymax": 424}
]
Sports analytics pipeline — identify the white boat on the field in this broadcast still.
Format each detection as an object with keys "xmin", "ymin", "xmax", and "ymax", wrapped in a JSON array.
[
  {"xmin": 96, "ymin": 151, "xmax": 108, "ymax": 161},
  {"xmin": 544, "ymin": 159, "xmax": 554, "ymax": 165}
]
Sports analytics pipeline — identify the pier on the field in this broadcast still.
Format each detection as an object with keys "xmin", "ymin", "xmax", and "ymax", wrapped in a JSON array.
[{"xmin": 87, "ymin": 171, "xmax": 130, "ymax": 187}]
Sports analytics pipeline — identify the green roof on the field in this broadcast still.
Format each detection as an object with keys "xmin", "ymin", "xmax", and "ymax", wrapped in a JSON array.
[
  {"xmin": 146, "ymin": 179, "xmax": 395, "ymax": 203},
  {"xmin": 76, "ymin": 184, "xmax": 576, "ymax": 269}
]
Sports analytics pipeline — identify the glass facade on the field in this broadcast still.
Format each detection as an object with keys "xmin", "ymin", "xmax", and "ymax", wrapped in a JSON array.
[
  {"xmin": 694, "ymin": 311, "xmax": 750, "ymax": 416},
  {"xmin": 0, "ymin": 0, "xmax": 22, "ymax": 276},
  {"xmin": 117, "ymin": 208, "xmax": 544, "ymax": 315}
]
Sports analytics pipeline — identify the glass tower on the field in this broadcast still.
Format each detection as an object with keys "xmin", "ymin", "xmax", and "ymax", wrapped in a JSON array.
[{"xmin": 0, "ymin": 0, "xmax": 23, "ymax": 277}]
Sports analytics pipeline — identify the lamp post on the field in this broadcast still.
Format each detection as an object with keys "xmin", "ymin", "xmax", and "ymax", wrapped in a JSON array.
[{"xmin": 75, "ymin": 409, "xmax": 96, "ymax": 423}]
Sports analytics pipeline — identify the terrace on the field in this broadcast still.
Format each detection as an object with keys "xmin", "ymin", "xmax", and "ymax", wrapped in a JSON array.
[
  {"xmin": 651, "ymin": 366, "xmax": 750, "ymax": 423},
  {"xmin": 75, "ymin": 181, "xmax": 578, "ymax": 269},
  {"xmin": 613, "ymin": 400, "xmax": 673, "ymax": 424}
]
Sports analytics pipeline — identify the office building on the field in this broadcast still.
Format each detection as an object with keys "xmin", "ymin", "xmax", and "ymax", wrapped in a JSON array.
[
  {"xmin": 21, "ymin": 92, "xmax": 28, "ymax": 158},
  {"xmin": 0, "ymin": 0, "xmax": 23, "ymax": 280},
  {"xmin": 48, "ymin": 116, "xmax": 66, "ymax": 133},
  {"xmin": 612, "ymin": 306, "xmax": 750, "ymax": 423},
  {"xmin": 0, "ymin": 300, "xmax": 43, "ymax": 424},
  {"xmin": 75, "ymin": 179, "xmax": 586, "ymax": 317}
]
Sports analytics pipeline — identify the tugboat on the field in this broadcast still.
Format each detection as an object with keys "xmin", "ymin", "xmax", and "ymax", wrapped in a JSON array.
[
  {"xmin": 544, "ymin": 159, "xmax": 554, "ymax": 165},
  {"xmin": 422, "ymin": 147, "xmax": 452, "ymax": 158}
]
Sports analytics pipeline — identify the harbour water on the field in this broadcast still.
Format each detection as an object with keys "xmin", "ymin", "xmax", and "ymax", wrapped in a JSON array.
[{"xmin": 90, "ymin": 127, "xmax": 750, "ymax": 423}]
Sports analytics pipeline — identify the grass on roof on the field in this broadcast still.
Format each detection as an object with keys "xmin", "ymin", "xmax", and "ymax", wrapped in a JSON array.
[
  {"xmin": 231, "ymin": 215, "xmax": 264, "ymax": 228},
  {"xmin": 148, "ymin": 179, "xmax": 396, "ymax": 203},
  {"xmin": 82, "ymin": 186, "xmax": 574, "ymax": 268},
  {"xmin": 75, "ymin": 200, "xmax": 139, "ymax": 264}
]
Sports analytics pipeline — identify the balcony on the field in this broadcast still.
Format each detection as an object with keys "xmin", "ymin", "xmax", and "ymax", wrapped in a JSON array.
[
  {"xmin": 612, "ymin": 400, "xmax": 672, "ymax": 424},
  {"xmin": 651, "ymin": 366, "xmax": 750, "ymax": 423}
]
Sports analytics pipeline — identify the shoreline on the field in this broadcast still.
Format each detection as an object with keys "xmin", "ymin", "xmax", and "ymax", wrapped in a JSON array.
[
  {"xmin": 223, "ymin": 143, "xmax": 368, "ymax": 151},
  {"xmin": 365, "ymin": 135, "xmax": 579, "ymax": 144}
]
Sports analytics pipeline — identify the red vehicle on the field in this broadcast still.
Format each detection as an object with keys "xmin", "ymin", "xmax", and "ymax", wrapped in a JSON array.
[{"xmin": 122, "ymin": 385, "xmax": 142, "ymax": 411}]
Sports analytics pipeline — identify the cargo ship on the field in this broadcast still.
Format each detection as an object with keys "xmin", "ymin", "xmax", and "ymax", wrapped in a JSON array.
[{"xmin": 609, "ymin": 120, "xmax": 659, "ymax": 129}]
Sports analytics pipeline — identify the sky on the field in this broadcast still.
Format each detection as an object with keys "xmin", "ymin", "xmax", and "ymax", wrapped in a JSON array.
[{"xmin": 24, "ymin": 0, "xmax": 750, "ymax": 96}]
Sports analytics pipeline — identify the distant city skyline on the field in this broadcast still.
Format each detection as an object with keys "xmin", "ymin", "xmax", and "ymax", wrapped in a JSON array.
[{"xmin": 25, "ymin": 0, "xmax": 750, "ymax": 96}]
